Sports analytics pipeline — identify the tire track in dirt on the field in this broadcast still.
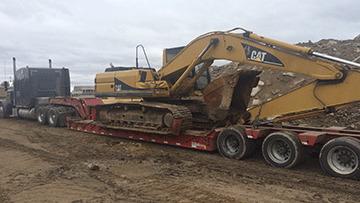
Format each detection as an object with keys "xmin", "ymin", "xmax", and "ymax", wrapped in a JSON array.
[
  {"xmin": 1, "ymin": 118, "xmax": 360, "ymax": 202},
  {"xmin": 0, "ymin": 119, "xmax": 240, "ymax": 202}
]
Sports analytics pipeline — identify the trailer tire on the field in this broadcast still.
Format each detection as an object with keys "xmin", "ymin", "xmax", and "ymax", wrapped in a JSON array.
[
  {"xmin": 319, "ymin": 137, "xmax": 360, "ymax": 180},
  {"xmin": 217, "ymin": 126, "xmax": 254, "ymax": 159},
  {"xmin": 48, "ymin": 107, "xmax": 60, "ymax": 127},
  {"xmin": 36, "ymin": 106, "xmax": 48, "ymax": 125},
  {"xmin": 262, "ymin": 131, "xmax": 304, "ymax": 168}
]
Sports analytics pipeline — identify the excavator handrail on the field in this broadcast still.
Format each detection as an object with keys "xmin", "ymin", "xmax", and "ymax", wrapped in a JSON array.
[{"xmin": 224, "ymin": 27, "xmax": 248, "ymax": 33}]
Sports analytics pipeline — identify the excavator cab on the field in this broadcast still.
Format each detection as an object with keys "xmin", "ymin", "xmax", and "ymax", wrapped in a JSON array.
[{"xmin": 188, "ymin": 63, "xmax": 211, "ymax": 92}]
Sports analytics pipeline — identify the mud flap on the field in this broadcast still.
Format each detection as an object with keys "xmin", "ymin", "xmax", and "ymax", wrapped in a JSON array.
[
  {"xmin": 171, "ymin": 119, "xmax": 182, "ymax": 135},
  {"xmin": 203, "ymin": 70, "xmax": 261, "ymax": 122}
]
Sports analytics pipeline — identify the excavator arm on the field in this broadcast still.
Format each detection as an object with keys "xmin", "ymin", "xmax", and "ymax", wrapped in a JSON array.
[{"xmin": 158, "ymin": 28, "xmax": 346, "ymax": 95}]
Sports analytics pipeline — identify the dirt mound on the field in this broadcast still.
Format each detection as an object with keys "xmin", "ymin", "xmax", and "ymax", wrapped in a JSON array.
[
  {"xmin": 298, "ymin": 35, "xmax": 360, "ymax": 62},
  {"xmin": 211, "ymin": 34, "xmax": 360, "ymax": 129}
]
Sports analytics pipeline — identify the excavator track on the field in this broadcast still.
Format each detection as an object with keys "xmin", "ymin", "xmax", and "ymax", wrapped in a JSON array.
[{"xmin": 95, "ymin": 101, "xmax": 193, "ymax": 135}]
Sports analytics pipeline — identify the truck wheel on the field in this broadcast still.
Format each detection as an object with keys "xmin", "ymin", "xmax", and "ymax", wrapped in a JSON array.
[
  {"xmin": 0, "ymin": 103, "xmax": 6, "ymax": 119},
  {"xmin": 319, "ymin": 137, "xmax": 360, "ymax": 180},
  {"xmin": 217, "ymin": 126, "xmax": 254, "ymax": 159},
  {"xmin": 37, "ymin": 107, "xmax": 48, "ymax": 125},
  {"xmin": 262, "ymin": 131, "xmax": 304, "ymax": 168},
  {"xmin": 48, "ymin": 107, "xmax": 60, "ymax": 127}
]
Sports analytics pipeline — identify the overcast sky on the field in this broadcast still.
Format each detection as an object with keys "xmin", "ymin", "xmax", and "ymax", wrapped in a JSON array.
[{"xmin": 0, "ymin": 0, "xmax": 359, "ymax": 87}]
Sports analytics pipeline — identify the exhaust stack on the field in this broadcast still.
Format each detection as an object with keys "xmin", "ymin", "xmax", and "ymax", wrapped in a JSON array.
[{"xmin": 12, "ymin": 57, "xmax": 16, "ymax": 105}]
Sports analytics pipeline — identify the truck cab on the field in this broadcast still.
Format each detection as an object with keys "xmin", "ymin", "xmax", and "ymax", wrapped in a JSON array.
[
  {"xmin": 13, "ymin": 67, "xmax": 70, "ymax": 108},
  {"xmin": 0, "ymin": 58, "xmax": 71, "ymax": 119}
]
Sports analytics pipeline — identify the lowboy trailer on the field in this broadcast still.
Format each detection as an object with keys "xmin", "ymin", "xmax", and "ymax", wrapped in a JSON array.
[{"xmin": 66, "ymin": 107, "xmax": 360, "ymax": 180}]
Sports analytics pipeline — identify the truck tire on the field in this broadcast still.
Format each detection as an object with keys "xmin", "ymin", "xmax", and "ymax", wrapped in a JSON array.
[
  {"xmin": 217, "ymin": 126, "xmax": 255, "ymax": 159},
  {"xmin": 262, "ymin": 131, "xmax": 304, "ymax": 168},
  {"xmin": 48, "ymin": 107, "xmax": 60, "ymax": 127},
  {"xmin": 319, "ymin": 137, "xmax": 360, "ymax": 180},
  {"xmin": 0, "ymin": 103, "xmax": 6, "ymax": 119},
  {"xmin": 36, "ymin": 106, "xmax": 48, "ymax": 125}
]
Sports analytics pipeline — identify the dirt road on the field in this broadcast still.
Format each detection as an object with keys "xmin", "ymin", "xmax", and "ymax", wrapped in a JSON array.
[{"xmin": 0, "ymin": 118, "xmax": 359, "ymax": 203}]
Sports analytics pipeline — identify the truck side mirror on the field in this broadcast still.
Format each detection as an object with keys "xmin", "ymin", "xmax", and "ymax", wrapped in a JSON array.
[{"xmin": 4, "ymin": 81, "xmax": 9, "ymax": 91}]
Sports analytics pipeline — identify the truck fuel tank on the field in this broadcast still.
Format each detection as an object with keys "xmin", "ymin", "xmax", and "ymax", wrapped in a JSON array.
[{"xmin": 18, "ymin": 108, "xmax": 36, "ymax": 119}]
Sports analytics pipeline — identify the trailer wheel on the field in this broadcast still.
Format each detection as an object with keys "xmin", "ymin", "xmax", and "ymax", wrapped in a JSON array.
[
  {"xmin": 217, "ymin": 126, "xmax": 254, "ymax": 159},
  {"xmin": 48, "ymin": 107, "xmax": 60, "ymax": 127},
  {"xmin": 262, "ymin": 131, "xmax": 304, "ymax": 168},
  {"xmin": 319, "ymin": 137, "xmax": 360, "ymax": 180},
  {"xmin": 36, "ymin": 107, "xmax": 48, "ymax": 125},
  {"xmin": 0, "ymin": 103, "xmax": 6, "ymax": 119}
]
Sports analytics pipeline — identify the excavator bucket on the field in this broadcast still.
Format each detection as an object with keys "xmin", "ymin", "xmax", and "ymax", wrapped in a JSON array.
[{"xmin": 203, "ymin": 70, "xmax": 261, "ymax": 122}]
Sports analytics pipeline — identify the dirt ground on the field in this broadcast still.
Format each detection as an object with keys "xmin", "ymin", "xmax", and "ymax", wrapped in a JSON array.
[{"xmin": 1, "ymin": 118, "xmax": 360, "ymax": 203}]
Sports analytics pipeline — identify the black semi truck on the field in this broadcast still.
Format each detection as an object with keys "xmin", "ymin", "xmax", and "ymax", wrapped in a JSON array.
[{"xmin": 0, "ymin": 58, "xmax": 72, "ymax": 123}]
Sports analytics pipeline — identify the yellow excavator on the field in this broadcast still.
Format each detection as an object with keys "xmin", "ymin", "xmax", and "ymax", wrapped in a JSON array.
[{"xmin": 94, "ymin": 28, "xmax": 360, "ymax": 135}]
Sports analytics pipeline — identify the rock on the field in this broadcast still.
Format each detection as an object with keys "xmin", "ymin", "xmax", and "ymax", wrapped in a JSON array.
[
  {"xmin": 265, "ymin": 80, "xmax": 272, "ymax": 86},
  {"xmin": 271, "ymin": 89, "xmax": 280, "ymax": 95},
  {"xmin": 88, "ymin": 164, "xmax": 100, "ymax": 171},
  {"xmin": 282, "ymin": 72, "xmax": 296, "ymax": 77},
  {"xmin": 251, "ymin": 86, "xmax": 261, "ymax": 96},
  {"xmin": 258, "ymin": 80, "xmax": 265, "ymax": 86},
  {"xmin": 327, "ymin": 40, "xmax": 337, "ymax": 46},
  {"xmin": 252, "ymin": 99, "xmax": 262, "ymax": 106},
  {"xmin": 353, "ymin": 56, "xmax": 360, "ymax": 62},
  {"xmin": 71, "ymin": 200, "xmax": 84, "ymax": 203},
  {"xmin": 354, "ymin": 34, "xmax": 360, "ymax": 41},
  {"xmin": 290, "ymin": 78, "xmax": 306, "ymax": 88}
]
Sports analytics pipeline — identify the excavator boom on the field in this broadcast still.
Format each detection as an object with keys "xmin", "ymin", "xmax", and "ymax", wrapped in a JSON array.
[{"xmin": 158, "ymin": 28, "xmax": 345, "ymax": 86}]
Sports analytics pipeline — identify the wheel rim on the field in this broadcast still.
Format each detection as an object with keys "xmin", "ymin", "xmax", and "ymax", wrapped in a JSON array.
[
  {"xmin": 224, "ymin": 134, "xmax": 240, "ymax": 155},
  {"xmin": 38, "ymin": 112, "xmax": 44, "ymax": 122},
  {"xmin": 267, "ymin": 138, "xmax": 291, "ymax": 164},
  {"xmin": 327, "ymin": 146, "xmax": 359, "ymax": 175},
  {"xmin": 49, "ymin": 112, "xmax": 55, "ymax": 124},
  {"xmin": 0, "ymin": 105, "xmax": 4, "ymax": 118}
]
